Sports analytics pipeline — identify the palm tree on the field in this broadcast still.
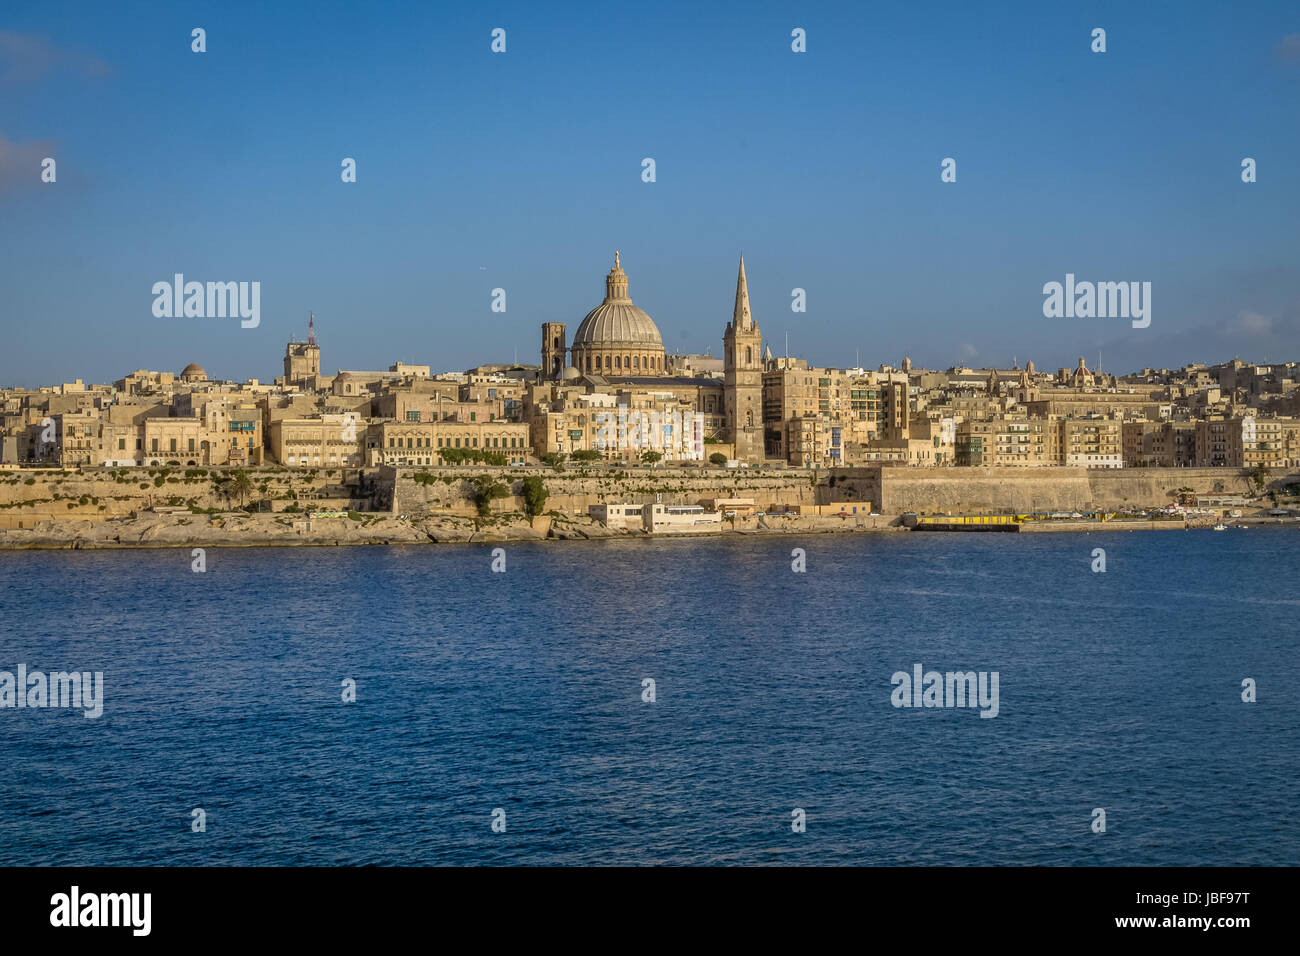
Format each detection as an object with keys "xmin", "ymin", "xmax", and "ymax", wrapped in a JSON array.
[
  {"xmin": 230, "ymin": 470, "xmax": 252, "ymax": 508},
  {"xmin": 211, "ymin": 474, "xmax": 232, "ymax": 510}
]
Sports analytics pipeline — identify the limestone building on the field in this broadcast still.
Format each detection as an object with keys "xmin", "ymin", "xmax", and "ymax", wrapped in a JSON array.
[{"xmin": 284, "ymin": 314, "xmax": 322, "ymax": 387}]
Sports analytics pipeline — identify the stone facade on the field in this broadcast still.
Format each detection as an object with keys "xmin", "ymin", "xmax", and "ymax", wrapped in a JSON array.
[{"xmin": 723, "ymin": 257, "xmax": 764, "ymax": 461}]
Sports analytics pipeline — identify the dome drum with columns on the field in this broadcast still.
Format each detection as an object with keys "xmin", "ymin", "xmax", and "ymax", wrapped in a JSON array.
[{"xmin": 564, "ymin": 252, "xmax": 667, "ymax": 377}]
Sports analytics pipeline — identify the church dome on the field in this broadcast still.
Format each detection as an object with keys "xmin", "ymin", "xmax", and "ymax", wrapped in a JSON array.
[
  {"xmin": 180, "ymin": 363, "xmax": 207, "ymax": 381},
  {"xmin": 572, "ymin": 302, "xmax": 663, "ymax": 347},
  {"xmin": 568, "ymin": 252, "xmax": 668, "ymax": 377},
  {"xmin": 571, "ymin": 252, "xmax": 664, "ymax": 349}
]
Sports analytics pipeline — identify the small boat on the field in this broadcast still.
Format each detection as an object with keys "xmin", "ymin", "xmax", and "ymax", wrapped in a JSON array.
[{"xmin": 1213, "ymin": 523, "xmax": 1227, "ymax": 531}]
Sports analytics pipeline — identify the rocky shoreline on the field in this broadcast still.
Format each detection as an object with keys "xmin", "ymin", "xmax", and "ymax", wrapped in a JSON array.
[
  {"xmin": 2, "ymin": 510, "xmax": 1292, "ymax": 550},
  {"xmin": 0, "ymin": 510, "xmax": 905, "ymax": 550}
]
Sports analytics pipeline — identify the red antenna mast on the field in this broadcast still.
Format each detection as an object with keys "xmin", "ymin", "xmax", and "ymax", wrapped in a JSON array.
[{"xmin": 308, "ymin": 312, "xmax": 316, "ymax": 347}]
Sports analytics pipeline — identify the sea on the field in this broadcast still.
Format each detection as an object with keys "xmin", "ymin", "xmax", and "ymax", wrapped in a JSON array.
[{"xmin": 0, "ymin": 529, "xmax": 1296, "ymax": 866}]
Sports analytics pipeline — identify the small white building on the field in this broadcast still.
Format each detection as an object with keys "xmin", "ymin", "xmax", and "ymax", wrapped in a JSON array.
[
  {"xmin": 589, "ymin": 502, "xmax": 722, "ymax": 533},
  {"xmin": 588, "ymin": 502, "xmax": 646, "ymax": 530},
  {"xmin": 643, "ymin": 503, "xmax": 722, "ymax": 533}
]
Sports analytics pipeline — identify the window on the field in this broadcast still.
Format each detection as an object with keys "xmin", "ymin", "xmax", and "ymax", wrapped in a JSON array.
[
  {"xmin": 407, "ymin": 411, "xmax": 420, "ymax": 422},
  {"xmin": 118, "ymin": 438, "xmax": 125, "ymax": 451}
]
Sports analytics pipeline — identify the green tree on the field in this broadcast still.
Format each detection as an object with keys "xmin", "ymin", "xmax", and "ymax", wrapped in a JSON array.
[
  {"xmin": 230, "ymin": 469, "xmax": 253, "ymax": 507},
  {"xmin": 1250, "ymin": 465, "xmax": 1271, "ymax": 494},
  {"xmin": 641, "ymin": 450, "xmax": 663, "ymax": 465},
  {"xmin": 521, "ymin": 475, "xmax": 548, "ymax": 516},
  {"xmin": 570, "ymin": 449, "xmax": 601, "ymax": 462},
  {"xmin": 709, "ymin": 452, "xmax": 728, "ymax": 466},
  {"xmin": 468, "ymin": 475, "xmax": 509, "ymax": 517},
  {"xmin": 211, "ymin": 474, "xmax": 232, "ymax": 510},
  {"xmin": 539, "ymin": 452, "xmax": 567, "ymax": 470},
  {"xmin": 440, "ymin": 448, "xmax": 507, "ymax": 466}
]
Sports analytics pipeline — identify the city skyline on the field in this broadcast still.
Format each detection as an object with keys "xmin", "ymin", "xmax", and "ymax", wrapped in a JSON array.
[
  {"xmin": 5, "ymin": 260, "xmax": 1297, "ymax": 391},
  {"xmin": 4, "ymin": 247, "xmax": 1300, "ymax": 390},
  {"xmin": 2, "ymin": 1, "xmax": 1298, "ymax": 387}
]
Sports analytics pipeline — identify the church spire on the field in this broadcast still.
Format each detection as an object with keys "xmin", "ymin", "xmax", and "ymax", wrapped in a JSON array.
[{"xmin": 734, "ymin": 256, "xmax": 753, "ymax": 329}]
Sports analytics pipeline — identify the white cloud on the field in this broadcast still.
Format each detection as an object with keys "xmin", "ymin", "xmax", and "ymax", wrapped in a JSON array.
[
  {"xmin": 0, "ymin": 134, "xmax": 57, "ymax": 195},
  {"xmin": 0, "ymin": 30, "xmax": 113, "ymax": 88},
  {"xmin": 1228, "ymin": 310, "xmax": 1273, "ymax": 336}
]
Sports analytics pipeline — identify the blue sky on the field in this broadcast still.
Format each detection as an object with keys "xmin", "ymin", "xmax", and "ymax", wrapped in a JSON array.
[{"xmin": 1, "ymin": 0, "xmax": 1297, "ymax": 386}]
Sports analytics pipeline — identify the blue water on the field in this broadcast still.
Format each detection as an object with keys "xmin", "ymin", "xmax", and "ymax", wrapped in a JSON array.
[{"xmin": 0, "ymin": 530, "xmax": 1296, "ymax": 865}]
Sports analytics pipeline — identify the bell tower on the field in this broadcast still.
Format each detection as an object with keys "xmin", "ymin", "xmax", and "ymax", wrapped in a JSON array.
[
  {"xmin": 724, "ymin": 256, "xmax": 763, "ymax": 461},
  {"xmin": 541, "ymin": 322, "xmax": 566, "ymax": 379}
]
